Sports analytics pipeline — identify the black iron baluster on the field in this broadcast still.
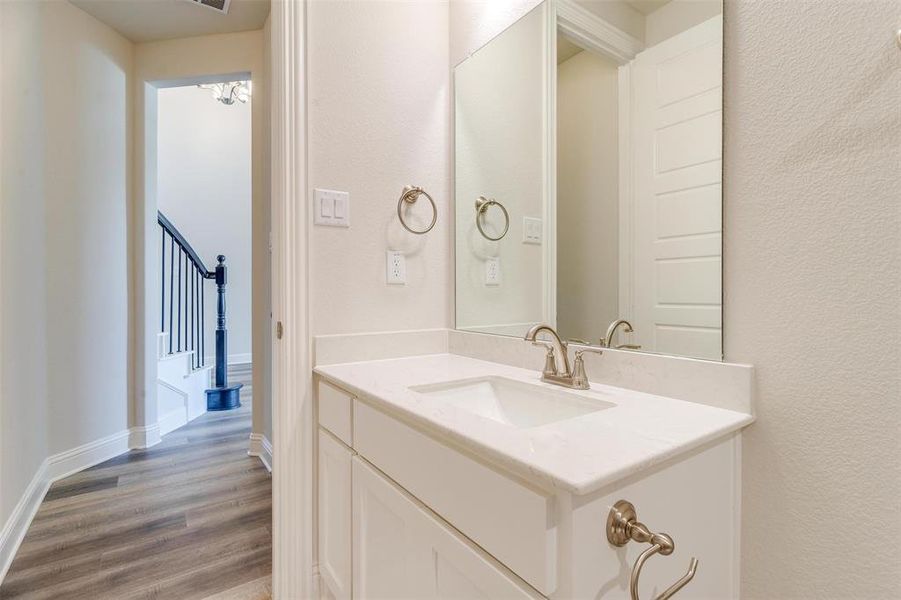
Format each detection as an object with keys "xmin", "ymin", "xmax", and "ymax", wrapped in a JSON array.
[
  {"xmin": 161, "ymin": 227, "xmax": 166, "ymax": 333},
  {"xmin": 195, "ymin": 266, "xmax": 199, "ymax": 368},
  {"xmin": 177, "ymin": 246, "xmax": 182, "ymax": 352},
  {"xmin": 169, "ymin": 236, "xmax": 174, "ymax": 354},
  {"xmin": 190, "ymin": 263, "xmax": 194, "ymax": 368},
  {"xmin": 201, "ymin": 274, "xmax": 205, "ymax": 367},
  {"xmin": 184, "ymin": 252, "xmax": 189, "ymax": 355}
]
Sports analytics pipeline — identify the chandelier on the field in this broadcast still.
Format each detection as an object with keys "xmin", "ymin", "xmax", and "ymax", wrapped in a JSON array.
[{"xmin": 197, "ymin": 80, "xmax": 251, "ymax": 106}]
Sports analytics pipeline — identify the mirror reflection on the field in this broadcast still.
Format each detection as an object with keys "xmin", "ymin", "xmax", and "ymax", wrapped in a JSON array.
[{"xmin": 455, "ymin": 0, "xmax": 723, "ymax": 360}]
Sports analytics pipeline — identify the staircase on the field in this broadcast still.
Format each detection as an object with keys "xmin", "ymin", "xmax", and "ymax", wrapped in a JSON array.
[
  {"xmin": 157, "ymin": 332, "xmax": 213, "ymax": 435},
  {"xmin": 157, "ymin": 211, "xmax": 242, "ymax": 436}
]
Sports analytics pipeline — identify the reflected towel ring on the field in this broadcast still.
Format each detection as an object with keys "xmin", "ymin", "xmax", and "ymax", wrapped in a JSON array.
[
  {"xmin": 475, "ymin": 196, "xmax": 509, "ymax": 241},
  {"xmin": 397, "ymin": 185, "xmax": 437, "ymax": 235}
]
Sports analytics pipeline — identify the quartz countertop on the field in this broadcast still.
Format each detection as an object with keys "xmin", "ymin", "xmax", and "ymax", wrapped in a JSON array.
[{"xmin": 315, "ymin": 353, "xmax": 753, "ymax": 496}]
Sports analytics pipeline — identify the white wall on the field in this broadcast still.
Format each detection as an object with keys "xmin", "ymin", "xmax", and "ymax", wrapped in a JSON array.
[
  {"xmin": 645, "ymin": 0, "xmax": 721, "ymax": 47},
  {"xmin": 556, "ymin": 49, "xmax": 619, "ymax": 342},
  {"xmin": 452, "ymin": 0, "xmax": 901, "ymax": 594},
  {"xmin": 308, "ymin": 0, "xmax": 450, "ymax": 336},
  {"xmin": 723, "ymin": 0, "xmax": 900, "ymax": 596},
  {"xmin": 0, "ymin": 0, "xmax": 132, "ymax": 522},
  {"xmin": 455, "ymin": 3, "xmax": 546, "ymax": 335},
  {"xmin": 134, "ymin": 29, "xmax": 270, "ymax": 440},
  {"xmin": 157, "ymin": 85, "xmax": 253, "ymax": 363},
  {"xmin": 0, "ymin": 0, "xmax": 49, "ymax": 536}
]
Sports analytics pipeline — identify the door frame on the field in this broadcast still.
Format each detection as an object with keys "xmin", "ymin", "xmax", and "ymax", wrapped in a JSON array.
[
  {"xmin": 270, "ymin": 0, "xmax": 313, "ymax": 597},
  {"xmin": 551, "ymin": 0, "xmax": 642, "ymax": 332}
]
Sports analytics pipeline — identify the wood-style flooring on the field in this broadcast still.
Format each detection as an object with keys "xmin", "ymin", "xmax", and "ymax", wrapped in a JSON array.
[{"xmin": 0, "ymin": 365, "xmax": 272, "ymax": 600}]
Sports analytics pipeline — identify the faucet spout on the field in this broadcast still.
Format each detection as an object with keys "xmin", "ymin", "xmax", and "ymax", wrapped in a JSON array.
[
  {"xmin": 524, "ymin": 324, "xmax": 571, "ymax": 376},
  {"xmin": 602, "ymin": 319, "xmax": 634, "ymax": 348}
]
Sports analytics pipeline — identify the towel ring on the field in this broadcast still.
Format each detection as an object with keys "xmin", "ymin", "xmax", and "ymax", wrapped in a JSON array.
[
  {"xmin": 607, "ymin": 500, "xmax": 699, "ymax": 600},
  {"xmin": 397, "ymin": 185, "xmax": 437, "ymax": 235},
  {"xmin": 475, "ymin": 196, "xmax": 509, "ymax": 241}
]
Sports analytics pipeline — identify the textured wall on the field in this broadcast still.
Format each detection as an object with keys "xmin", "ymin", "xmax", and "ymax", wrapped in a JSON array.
[
  {"xmin": 308, "ymin": 0, "xmax": 450, "ymax": 335},
  {"xmin": 723, "ymin": 0, "xmax": 901, "ymax": 597}
]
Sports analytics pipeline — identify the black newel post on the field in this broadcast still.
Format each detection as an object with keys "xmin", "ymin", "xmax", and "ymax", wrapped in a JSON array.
[{"xmin": 205, "ymin": 255, "xmax": 243, "ymax": 411}]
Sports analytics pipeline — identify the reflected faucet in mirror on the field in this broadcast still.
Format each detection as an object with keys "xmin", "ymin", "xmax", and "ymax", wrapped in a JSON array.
[
  {"xmin": 525, "ymin": 324, "xmax": 601, "ymax": 390},
  {"xmin": 601, "ymin": 319, "xmax": 641, "ymax": 350}
]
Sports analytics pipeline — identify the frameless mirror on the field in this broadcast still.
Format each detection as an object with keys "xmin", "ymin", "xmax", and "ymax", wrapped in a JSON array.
[{"xmin": 454, "ymin": 0, "xmax": 723, "ymax": 360}]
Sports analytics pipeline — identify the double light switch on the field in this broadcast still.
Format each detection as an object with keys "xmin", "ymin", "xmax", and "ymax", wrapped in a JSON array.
[{"xmin": 314, "ymin": 188, "xmax": 350, "ymax": 227}]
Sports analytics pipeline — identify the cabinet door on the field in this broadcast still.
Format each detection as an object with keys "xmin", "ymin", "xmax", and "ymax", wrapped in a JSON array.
[
  {"xmin": 319, "ymin": 429, "xmax": 353, "ymax": 600},
  {"xmin": 352, "ymin": 457, "xmax": 542, "ymax": 600}
]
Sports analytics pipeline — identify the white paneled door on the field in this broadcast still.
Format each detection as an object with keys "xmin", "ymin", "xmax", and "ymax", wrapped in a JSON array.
[{"xmin": 629, "ymin": 16, "xmax": 723, "ymax": 360}]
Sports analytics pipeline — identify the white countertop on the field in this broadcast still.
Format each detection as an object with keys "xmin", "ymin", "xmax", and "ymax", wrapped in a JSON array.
[{"xmin": 315, "ymin": 353, "xmax": 754, "ymax": 496}]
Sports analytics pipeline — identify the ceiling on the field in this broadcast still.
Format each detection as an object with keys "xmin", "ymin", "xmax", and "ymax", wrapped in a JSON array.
[
  {"xmin": 623, "ymin": 0, "xmax": 671, "ymax": 16},
  {"xmin": 69, "ymin": 0, "xmax": 270, "ymax": 43},
  {"xmin": 557, "ymin": 34, "xmax": 584, "ymax": 64}
]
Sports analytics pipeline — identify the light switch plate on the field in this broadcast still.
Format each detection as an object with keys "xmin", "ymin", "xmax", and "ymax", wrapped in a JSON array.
[
  {"xmin": 485, "ymin": 257, "xmax": 501, "ymax": 286},
  {"xmin": 523, "ymin": 217, "xmax": 542, "ymax": 244},
  {"xmin": 314, "ymin": 188, "xmax": 350, "ymax": 227},
  {"xmin": 386, "ymin": 251, "xmax": 406, "ymax": 285}
]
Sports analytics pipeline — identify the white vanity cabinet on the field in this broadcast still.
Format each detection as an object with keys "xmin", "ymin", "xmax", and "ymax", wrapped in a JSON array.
[
  {"xmin": 316, "ymin": 377, "xmax": 742, "ymax": 600},
  {"xmin": 352, "ymin": 455, "xmax": 542, "ymax": 599}
]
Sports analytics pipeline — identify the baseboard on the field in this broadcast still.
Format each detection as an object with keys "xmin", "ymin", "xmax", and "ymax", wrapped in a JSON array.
[
  {"xmin": 205, "ymin": 353, "xmax": 253, "ymax": 367},
  {"xmin": 129, "ymin": 423, "xmax": 161, "ymax": 449},
  {"xmin": 0, "ymin": 427, "xmax": 135, "ymax": 583},
  {"xmin": 158, "ymin": 409, "xmax": 188, "ymax": 437},
  {"xmin": 248, "ymin": 433, "xmax": 273, "ymax": 473},
  {"xmin": 46, "ymin": 430, "xmax": 131, "ymax": 482},
  {"xmin": 0, "ymin": 462, "xmax": 49, "ymax": 584}
]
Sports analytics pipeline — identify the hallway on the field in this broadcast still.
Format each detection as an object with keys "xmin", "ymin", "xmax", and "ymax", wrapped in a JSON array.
[{"xmin": 0, "ymin": 368, "xmax": 271, "ymax": 600}]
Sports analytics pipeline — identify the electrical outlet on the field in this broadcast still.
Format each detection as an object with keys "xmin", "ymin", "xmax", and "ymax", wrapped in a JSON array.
[
  {"xmin": 523, "ymin": 217, "xmax": 542, "ymax": 244},
  {"xmin": 485, "ymin": 257, "xmax": 501, "ymax": 286},
  {"xmin": 386, "ymin": 250, "xmax": 406, "ymax": 285}
]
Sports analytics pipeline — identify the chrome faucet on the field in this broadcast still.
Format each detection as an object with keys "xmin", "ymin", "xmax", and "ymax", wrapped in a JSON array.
[
  {"xmin": 601, "ymin": 319, "xmax": 640, "ymax": 350},
  {"xmin": 524, "ymin": 324, "xmax": 600, "ymax": 390}
]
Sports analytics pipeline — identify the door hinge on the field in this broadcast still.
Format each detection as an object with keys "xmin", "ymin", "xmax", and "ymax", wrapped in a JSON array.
[{"xmin": 276, "ymin": 321, "xmax": 284, "ymax": 339}]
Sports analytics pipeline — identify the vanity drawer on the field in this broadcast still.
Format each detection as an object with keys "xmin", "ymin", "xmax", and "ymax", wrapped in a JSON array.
[
  {"xmin": 353, "ymin": 399, "xmax": 557, "ymax": 596},
  {"xmin": 318, "ymin": 380, "xmax": 353, "ymax": 446}
]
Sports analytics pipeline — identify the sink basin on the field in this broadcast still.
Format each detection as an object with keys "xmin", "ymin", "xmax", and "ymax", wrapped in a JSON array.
[{"xmin": 410, "ymin": 376, "xmax": 613, "ymax": 429}]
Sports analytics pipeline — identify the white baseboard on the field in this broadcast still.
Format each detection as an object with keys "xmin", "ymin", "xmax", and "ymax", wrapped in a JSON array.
[
  {"xmin": 158, "ymin": 409, "xmax": 188, "ymax": 438},
  {"xmin": 129, "ymin": 423, "xmax": 161, "ymax": 449},
  {"xmin": 0, "ymin": 462, "xmax": 48, "ymax": 585},
  {"xmin": 205, "ymin": 353, "xmax": 253, "ymax": 367},
  {"xmin": 0, "ymin": 427, "xmax": 136, "ymax": 584},
  {"xmin": 46, "ymin": 430, "xmax": 131, "ymax": 482},
  {"xmin": 248, "ymin": 433, "xmax": 273, "ymax": 473}
]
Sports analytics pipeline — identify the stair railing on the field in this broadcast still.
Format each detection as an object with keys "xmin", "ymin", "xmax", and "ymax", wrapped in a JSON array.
[{"xmin": 158, "ymin": 211, "xmax": 242, "ymax": 410}]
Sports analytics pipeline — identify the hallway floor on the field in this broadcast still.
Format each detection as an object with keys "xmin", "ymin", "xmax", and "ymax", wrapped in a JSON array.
[{"xmin": 0, "ymin": 367, "xmax": 271, "ymax": 600}]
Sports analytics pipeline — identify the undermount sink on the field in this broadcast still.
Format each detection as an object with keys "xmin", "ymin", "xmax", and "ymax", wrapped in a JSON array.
[{"xmin": 410, "ymin": 376, "xmax": 613, "ymax": 429}]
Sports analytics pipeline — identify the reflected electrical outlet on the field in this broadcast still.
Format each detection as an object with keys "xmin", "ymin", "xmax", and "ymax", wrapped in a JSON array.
[{"xmin": 485, "ymin": 257, "xmax": 501, "ymax": 286}]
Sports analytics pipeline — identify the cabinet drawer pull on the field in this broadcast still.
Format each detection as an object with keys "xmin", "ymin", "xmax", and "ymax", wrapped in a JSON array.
[{"xmin": 606, "ymin": 500, "xmax": 698, "ymax": 600}]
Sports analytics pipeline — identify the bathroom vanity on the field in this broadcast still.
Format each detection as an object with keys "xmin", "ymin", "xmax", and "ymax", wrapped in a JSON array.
[
  {"xmin": 314, "ymin": 0, "xmax": 741, "ymax": 596},
  {"xmin": 314, "ymin": 351, "xmax": 752, "ymax": 599}
]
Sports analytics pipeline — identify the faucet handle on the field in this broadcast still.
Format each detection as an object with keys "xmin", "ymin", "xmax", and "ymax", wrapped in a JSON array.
[
  {"xmin": 571, "ymin": 348, "xmax": 602, "ymax": 390},
  {"xmin": 534, "ymin": 344, "xmax": 557, "ymax": 377}
]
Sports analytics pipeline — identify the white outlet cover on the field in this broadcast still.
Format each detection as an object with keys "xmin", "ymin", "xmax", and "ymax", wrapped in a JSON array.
[
  {"xmin": 314, "ymin": 188, "xmax": 350, "ymax": 227},
  {"xmin": 386, "ymin": 250, "xmax": 406, "ymax": 285},
  {"xmin": 485, "ymin": 257, "xmax": 501, "ymax": 286},
  {"xmin": 522, "ymin": 217, "xmax": 542, "ymax": 244}
]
